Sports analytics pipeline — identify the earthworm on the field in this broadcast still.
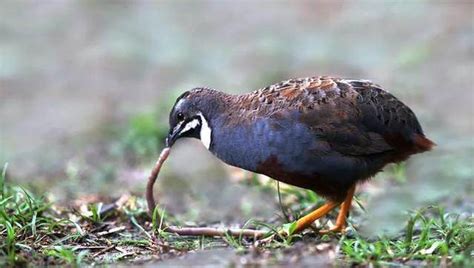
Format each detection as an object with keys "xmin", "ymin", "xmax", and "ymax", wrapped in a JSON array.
[{"xmin": 145, "ymin": 147, "xmax": 267, "ymax": 238}]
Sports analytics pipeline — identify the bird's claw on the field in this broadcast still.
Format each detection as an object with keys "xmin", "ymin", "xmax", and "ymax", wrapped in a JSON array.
[
  {"xmin": 318, "ymin": 225, "xmax": 346, "ymax": 234},
  {"xmin": 256, "ymin": 227, "xmax": 290, "ymax": 244}
]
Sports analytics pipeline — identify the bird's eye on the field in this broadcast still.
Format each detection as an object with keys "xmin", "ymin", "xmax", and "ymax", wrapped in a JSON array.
[{"xmin": 177, "ymin": 112, "xmax": 184, "ymax": 121}]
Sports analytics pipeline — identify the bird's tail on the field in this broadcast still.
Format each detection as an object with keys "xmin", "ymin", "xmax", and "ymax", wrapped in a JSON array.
[{"xmin": 413, "ymin": 134, "xmax": 436, "ymax": 152}]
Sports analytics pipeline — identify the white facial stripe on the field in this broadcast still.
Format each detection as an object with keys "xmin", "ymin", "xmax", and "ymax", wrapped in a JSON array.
[
  {"xmin": 198, "ymin": 112, "xmax": 212, "ymax": 150},
  {"xmin": 179, "ymin": 119, "xmax": 200, "ymax": 135}
]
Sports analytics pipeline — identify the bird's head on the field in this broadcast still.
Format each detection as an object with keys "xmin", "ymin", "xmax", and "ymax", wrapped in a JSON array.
[{"xmin": 166, "ymin": 89, "xmax": 213, "ymax": 149}]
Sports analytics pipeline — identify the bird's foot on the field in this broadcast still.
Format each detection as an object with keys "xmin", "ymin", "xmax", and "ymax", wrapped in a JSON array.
[
  {"xmin": 318, "ymin": 224, "xmax": 346, "ymax": 234},
  {"xmin": 257, "ymin": 233, "xmax": 277, "ymax": 244},
  {"xmin": 256, "ymin": 225, "xmax": 293, "ymax": 244}
]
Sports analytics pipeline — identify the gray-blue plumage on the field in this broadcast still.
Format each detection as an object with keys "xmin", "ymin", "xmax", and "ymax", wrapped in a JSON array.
[{"xmin": 210, "ymin": 113, "xmax": 369, "ymax": 196}]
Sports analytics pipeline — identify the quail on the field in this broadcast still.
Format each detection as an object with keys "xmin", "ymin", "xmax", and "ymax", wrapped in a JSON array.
[{"xmin": 165, "ymin": 76, "xmax": 434, "ymax": 233}]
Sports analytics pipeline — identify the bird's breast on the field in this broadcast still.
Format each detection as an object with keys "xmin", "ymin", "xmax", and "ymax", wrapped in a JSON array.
[{"xmin": 209, "ymin": 116, "xmax": 327, "ymax": 175}]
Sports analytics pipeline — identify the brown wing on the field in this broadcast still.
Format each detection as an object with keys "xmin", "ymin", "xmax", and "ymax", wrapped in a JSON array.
[
  {"xmin": 294, "ymin": 78, "xmax": 396, "ymax": 156},
  {"xmin": 347, "ymin": 80, "xmax": 434, "ymax": 153},
  {"xmin": 241, "ymin": 76, "xmax": 433, "ymax": 156}
]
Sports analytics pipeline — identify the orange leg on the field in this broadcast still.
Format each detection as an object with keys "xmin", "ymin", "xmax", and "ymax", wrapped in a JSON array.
[
  {"xmin": 293, "ymin": 201, "xmax": 339, "ymax": 234},
  {"xmin": 320, "ymin": 184, "xmax": 356, "ymax": 233}
]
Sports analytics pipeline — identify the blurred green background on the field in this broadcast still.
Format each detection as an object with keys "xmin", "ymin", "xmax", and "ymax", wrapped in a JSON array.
[{"xmin": 0, "ymin": 1, "xmax": 472, "ymax": 234}]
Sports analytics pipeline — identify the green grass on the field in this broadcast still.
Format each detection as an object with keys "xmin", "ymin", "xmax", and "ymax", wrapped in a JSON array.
[
  {"xmin": 82, "ymin": 203, "xmax": 106, "ymax": 224},
  {"xmin": 339, "ymin": 207, "xmax": 473, "ymax": 266},
  {"xmin": 0, "ymin": 163, "xmax": 82, "ymax": 266},
  {"xmin": 1, "ymin": 162, "xmax": 472, "ymax": 266},
  {"xmin": 44, "ymin": 246, "xmax": 88, "ymax": 266}
]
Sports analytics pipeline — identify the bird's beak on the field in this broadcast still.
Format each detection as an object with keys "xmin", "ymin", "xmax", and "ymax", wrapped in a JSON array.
[{"xmin": 166, "ymin": 124, "xmax": 182, "ymax": 147}]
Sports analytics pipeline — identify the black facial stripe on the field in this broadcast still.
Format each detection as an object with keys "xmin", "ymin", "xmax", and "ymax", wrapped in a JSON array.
[{"xmin": 177, "ymin": 117, "xmax": 202, "ymax": 136}]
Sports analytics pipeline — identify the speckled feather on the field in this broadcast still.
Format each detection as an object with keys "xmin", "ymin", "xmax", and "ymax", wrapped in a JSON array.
[{"xmin": 173, "ymin": 76, "xmax": 434, "ymax": 201}]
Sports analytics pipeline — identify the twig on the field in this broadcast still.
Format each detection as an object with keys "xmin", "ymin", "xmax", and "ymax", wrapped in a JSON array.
[
  {"xmin": 74, "ymin": 245, "xmax": 109, "ymax": 250},
  {"xmin": 151, "ymin": 238, "xmax": 188, "ymax": 252},
  {"xmin": 115, "ymin": 246, "xmax": 130, "ymax": 254},
  {"xmin": 115, "ymin": 247, "xmax": 135, "ymax": 260},
  {"xmin": 96, "ymin": 226, "xmax": 127, "ymax": 237},
  {"xmin": 92, "ymin": 245, "xmax": 115, "ymax": 258},
  {"xmin": 115, "ymin": 246, "xmax": 134, "ymax": 255}
]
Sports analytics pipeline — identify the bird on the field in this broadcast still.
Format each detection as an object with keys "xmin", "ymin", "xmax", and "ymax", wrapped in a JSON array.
[{"xmin": 165, "ymin": 76, "xmax": 434, "ymax": 234}]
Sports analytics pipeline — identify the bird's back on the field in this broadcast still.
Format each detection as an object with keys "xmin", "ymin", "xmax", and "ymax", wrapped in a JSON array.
[{"xmin": 233, "ymin": 76, "xmax": 434, "ymax": 157}]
